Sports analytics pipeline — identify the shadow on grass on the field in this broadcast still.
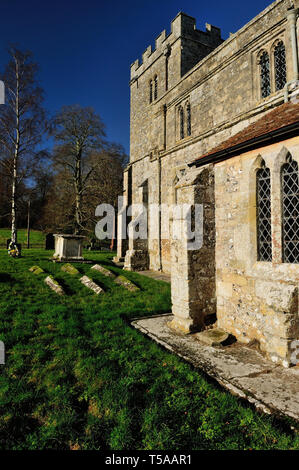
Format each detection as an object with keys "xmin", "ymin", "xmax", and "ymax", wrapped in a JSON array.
[
  {"xmin": 0, "ymin": 272, "xmax": 14, "ymax": 283},
  {"xmin": 55, "ymin": 277, "xmax": 76, "ymax": 296}
]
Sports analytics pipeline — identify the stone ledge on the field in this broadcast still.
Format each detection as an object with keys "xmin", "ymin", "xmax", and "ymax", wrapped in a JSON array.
[{"xmin": 131, "ymin": 314, "xmax": 299, "ymax": 423}]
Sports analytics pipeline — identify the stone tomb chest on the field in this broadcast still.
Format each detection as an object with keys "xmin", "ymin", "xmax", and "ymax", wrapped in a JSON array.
[{"xmin": 53, "ymin": 234, "xmax": 85, "ymax": 262}]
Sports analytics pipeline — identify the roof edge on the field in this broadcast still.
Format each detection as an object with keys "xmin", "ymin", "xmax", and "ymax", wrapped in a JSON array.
[{"xmin": 189, "ymin": 121, "xmax": 299, "ymax": 168}]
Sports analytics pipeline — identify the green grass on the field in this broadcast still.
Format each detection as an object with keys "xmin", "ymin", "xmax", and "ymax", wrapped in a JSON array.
[
  {"xmin": 0, "ymin": 228, "xmax": 45, "ymax": 246},
  {"xmin": 0, "ymin": 249, "xmax": 298, "ymax": 450}
]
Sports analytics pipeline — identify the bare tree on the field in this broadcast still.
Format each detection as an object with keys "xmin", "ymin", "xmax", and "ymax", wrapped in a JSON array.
[
  {"xmin": 0, "ymin": 47, "xmax": 46, "ymax": 244},
  {"xmin": 51, "ymin": 105, "xmax": 106, "ymax": 234}
]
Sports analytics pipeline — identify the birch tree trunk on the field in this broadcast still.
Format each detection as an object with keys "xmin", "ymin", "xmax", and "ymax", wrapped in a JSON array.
[
  {"xmin": 11, "ymin": 57, "xmax": 20, "ymax": 244},
  {"xmin": 0, "ymin": 47, "xmax": 46, "ymax": 249}
]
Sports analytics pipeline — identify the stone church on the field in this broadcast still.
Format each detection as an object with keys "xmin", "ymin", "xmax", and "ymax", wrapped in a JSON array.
[{"xmin": 115, "ymin": 0, "xmax": 299, "ymax": 366}]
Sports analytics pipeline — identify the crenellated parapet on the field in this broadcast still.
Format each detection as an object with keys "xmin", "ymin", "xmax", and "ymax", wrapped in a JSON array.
[{"xmin": 130, "ymin": 12, "xmax": 222, "ymax": 80}]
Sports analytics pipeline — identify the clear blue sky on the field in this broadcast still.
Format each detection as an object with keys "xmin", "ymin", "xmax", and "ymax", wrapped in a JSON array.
[{"xmin": 0, "ymin": 0, "xmax": 272, "ymax": 154}]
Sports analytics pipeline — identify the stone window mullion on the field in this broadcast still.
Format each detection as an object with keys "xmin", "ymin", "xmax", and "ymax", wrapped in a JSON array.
[{"xmin": 270, "ymin": 164, "xmax": 283, "ymax": 264}]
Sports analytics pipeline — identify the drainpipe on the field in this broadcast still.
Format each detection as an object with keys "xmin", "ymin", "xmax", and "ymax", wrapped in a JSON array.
[{"xmin": 285, "ymin": 7, "xmax": 299, "ymax": 102}]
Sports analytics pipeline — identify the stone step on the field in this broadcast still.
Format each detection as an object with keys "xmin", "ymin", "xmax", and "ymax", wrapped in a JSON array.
[{"xmin": 195, "ymin": 328, "xmax": 229, "ymax": 346}]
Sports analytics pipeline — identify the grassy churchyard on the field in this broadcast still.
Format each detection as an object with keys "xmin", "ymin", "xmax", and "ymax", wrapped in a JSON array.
[
  {"xmin": 0, "ymin": 242, "xmax": 298, "ymax": 450},
  {"xmin": 0, "ymin": 229, "xmax": 45, "ymax": 247}
]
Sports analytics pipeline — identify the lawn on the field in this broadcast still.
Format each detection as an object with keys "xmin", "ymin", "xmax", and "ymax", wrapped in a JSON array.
[
  {"xmin": 0, "ymin": 228, "xmax": 45, "ymax": 247},
  {"xmin": 0, "ymin": 248, "xmax": 298, "ymax": 450}
]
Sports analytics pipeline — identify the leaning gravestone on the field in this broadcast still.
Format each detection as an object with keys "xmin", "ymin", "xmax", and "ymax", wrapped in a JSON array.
[
  {"xmin": 80, "ymin": 275, "xmax": 104, "ymax": 295},
  {"xmin": 29, "ymin": 265, "xmax": 44, "ymax": 275},
  {"xmin": 44, "ymin": 275, "xmax": 65, "ymax": 296},
  {"xmin": 61, "ymin": 263, "xmax": 79, "ymax": 275},
  {"xmin": 91, "ymin": 264, "xmax": 115, "ymax": 278},
  {"xmin": 114, "ymin": 275, "xmax": 140, "ymax": 292}
]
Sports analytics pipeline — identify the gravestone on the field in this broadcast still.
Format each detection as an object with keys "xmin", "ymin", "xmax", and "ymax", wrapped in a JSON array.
[
  {"xmin": 45, "ymin": 233, "xmax": 55, "ymax": 250},
  {"xmin": 91, "ymin": 264, "xmax": 115, "ymax": 278},
  {"xmin": 29, "ymin": 265, "xmax": 44, "ymax": 275},
  {"xmin": 61, "ymin": 263, "xmax": 79, "ymax": 275},
  {"xmin": 44, "ymin": 275, "xmax": 65, "ymax": 296},
  {"xmin": 114, "ymin": 275, "xmax": 139, "ymax": 292},
  {"xmin": 80, "ymin": 276, "xmax": 104, "ymax": 295}
]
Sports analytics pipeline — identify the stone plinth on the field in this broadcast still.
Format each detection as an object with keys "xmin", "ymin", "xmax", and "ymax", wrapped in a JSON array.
[{"xmin": 53, "ymin": 234, "xmax": 85, "ymax": 262}]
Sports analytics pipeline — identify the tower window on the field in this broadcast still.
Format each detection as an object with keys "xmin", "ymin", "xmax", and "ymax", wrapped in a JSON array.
[
  {"xmin": 186, "ymin": 103, "xmax": 191, "ymax": 136},
  {"xmin": 154, "ymin": 75, "xmax": 158, "ymax": 100},
  {"xmin": 281, "ymin": 156, "xmax": 299, "ymax": 264},
  {"xmin": 259, "ymin": 51, "xmax": 271, "ymax": 98},
  {"xmin": 256, "ymin": 162, "xmax": 272, "ymax": 261},
  {"xmin": 179, "ymin": 107, "xmax": 184, "ymax": 140},
  {"xmin": 149, "ymin": 80, "xmax": 153, "ymax": 104},
  {"xmin": 274, "ymin": 41, "xmax": 287, "ymax": 91}
]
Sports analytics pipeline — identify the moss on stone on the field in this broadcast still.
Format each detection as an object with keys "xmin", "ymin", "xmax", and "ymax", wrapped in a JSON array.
[
  {"xmin": 61, "ymin": 263, "xmax": 79, "ymax": 275},
  {"xmin": 29, "ymin": 266, "xmax": 44, "ymax": 275},
  {"xmin": 114, "ymin": 275, "xmax": 139, "ymax": 292}
]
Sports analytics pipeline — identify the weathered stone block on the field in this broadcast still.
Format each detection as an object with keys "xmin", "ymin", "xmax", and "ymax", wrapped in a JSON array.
[
  {"xmin": 195, "ymin": 328, "xmax": 229, "ymax": 346},
  {"xmin": 255, "ymin": 281, "xmax": 298, "ymax": 313}
]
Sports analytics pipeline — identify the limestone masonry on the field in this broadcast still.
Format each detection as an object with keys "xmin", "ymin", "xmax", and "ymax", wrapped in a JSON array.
[{"xmin": 116, "ymin": 0, "xmax": 299, "ymax": 366}]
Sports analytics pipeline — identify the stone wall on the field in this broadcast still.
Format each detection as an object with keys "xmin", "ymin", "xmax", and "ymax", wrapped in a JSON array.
[
  {"xmin": 215, "ymin": 137, "xmax": 299, "ymax": 366},
  {"xmin": 126, "ymin": 0, "xmax": 299, "ymax": 273}
]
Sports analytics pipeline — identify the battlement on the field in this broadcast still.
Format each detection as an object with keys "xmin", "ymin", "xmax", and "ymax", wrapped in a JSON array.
[{"xmin": 130, "ymin": 12, "xmax": 222, "ymax": 80}]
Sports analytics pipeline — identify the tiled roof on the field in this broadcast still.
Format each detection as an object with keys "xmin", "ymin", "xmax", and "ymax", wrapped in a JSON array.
[{"xmin": 193, "ymin": 101, "xmax": 299, "ymax": 163}]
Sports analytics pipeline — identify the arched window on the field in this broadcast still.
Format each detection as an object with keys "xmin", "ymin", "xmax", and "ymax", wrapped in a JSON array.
[
  {"xmin": 259, "ymin": 51, "xmax": 271, "ymax": 98},
  {"xmin": 274, "ymin": 41, "xmax": 287, "ymax": 91},
  {"xmin": 256, "ymin": 161, "xmax": 272, "ymax": 261},
  {"xmin": 179, "ymin": 107, "xmax": 184, "ymax": 139},
  {"xmin": 154, "ymin": 75, "xmax": 158, "ymax": 100},
  {"xmin": 149, "ymin": 80, "xmax": 153, "ymax": 104},
  {"xmin": 186, "ymin": 103, "xmax": 191, "ymax": 136},
  {"xmin": 281, "ymin": 155, "xmax": 299, "ymax": 263}
]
